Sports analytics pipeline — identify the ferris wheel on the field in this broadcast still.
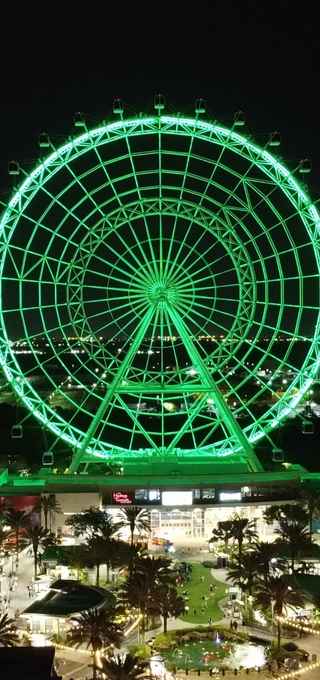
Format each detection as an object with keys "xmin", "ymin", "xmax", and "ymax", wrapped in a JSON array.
[{"xmin": 0, "ymin": 98, "xmax": 320, "ymax": 473}]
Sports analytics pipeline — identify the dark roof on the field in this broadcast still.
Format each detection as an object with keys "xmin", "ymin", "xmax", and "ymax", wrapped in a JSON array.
[
  {"xmin": 23, "ymin": 579, "xmax": 114, "ymax": 617},
  {"xmin": 0, "ymin": 646, "xmax": 58, "ymax": 680}
]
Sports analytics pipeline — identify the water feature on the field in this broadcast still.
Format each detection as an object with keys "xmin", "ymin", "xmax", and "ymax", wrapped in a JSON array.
[{"xmin": 161, "ymin": 636, "xmax": 267, "ymax": 672}]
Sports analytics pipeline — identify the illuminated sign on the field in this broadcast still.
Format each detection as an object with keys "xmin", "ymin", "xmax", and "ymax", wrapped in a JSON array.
[
  {"xmin": 112, "ymin": 491, "xmax": 133, "ymax": 505},
  {"xmin": 219, "ymin": 492, "xmax": 242, "ymax": 502},
  {"xmin": 162, "ymin": 491, "xmax": 193, "ymax": 506}
]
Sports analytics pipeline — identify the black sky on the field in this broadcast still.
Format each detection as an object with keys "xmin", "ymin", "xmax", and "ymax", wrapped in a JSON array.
[{"xmin": 0, "ymin": 0, "xmax": 319, "ymax": 196}]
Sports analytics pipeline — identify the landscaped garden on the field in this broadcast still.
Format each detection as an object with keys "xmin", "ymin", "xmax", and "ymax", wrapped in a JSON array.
[{"xmin": 177, "ymin": 561, "xmax": 226, "ymax": 624}]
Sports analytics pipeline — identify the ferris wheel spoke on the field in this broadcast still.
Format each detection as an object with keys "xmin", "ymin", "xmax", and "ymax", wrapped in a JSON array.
[
  {"xmin": 175, "ymin": 124, "xmax": 236, "ymax": 245},
  {"xmin": 176, "ymin": 298, "xmax": 254, "ymax": 357},
  {"xmin": 71, "ymin": 300, "xmax": 150, "ymax": 348},
  {"xmin": 166, "ymin": 216, "xmax": 208, "ymax": 283},
  {"xmin": 179, "ymin": 222, "xmax": 249, "ymax": 282},
  {"xmin": 36, "ymin": 181, "xmax": 150, "ymax": 281},
  {"xmin": 120, "ymin": 126, "xmax": 159, "ymax": 279},
  {"xmin": 109, "ymin": 227, "xmax": 157, "ymax": 284},
  {"xmin": 91, "ymin": 128, "xmax": 158, "ymax": 280},
  {"xmin": 164, "ymin": 128, "xmax": 197, "ymax": 279}
]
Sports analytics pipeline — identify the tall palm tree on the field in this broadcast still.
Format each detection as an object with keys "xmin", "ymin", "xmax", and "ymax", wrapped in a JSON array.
[
  {"xmin": 226, "ymin": 552, "xmax": 257, "ymax": 596},
  {"xmin": 300, "ymin": 486, "xmax": 320, "ymax": 540},
  {"xmin": 251, "ymin": 541, "xmax": 284, "ymax": 581},
  {"xmin": 275, "ymin": 521, "xmax": 311, "ymax": 573},
  {"xmin": 229, "ymin": 515, "xmax": 258, "ymax": 560},
  {"xmin": 37, "ymin": 494, "xmax": 61, "ymax": 532},
  {"xmin": 121, "ymin": 556, "xmax": 173, "ymax": 639},
  {"xmin": 0, "ymin": 613, "xmax": 19, "ymax": 647},
  {"xmin": 115, "ymin": 507, "xmax": 151, "ymax": 547},
  {"xmin": 0, "ymin": 526, "xmax": 9, "ymax": 551},
  {"xmin": 120, "ymin": 572, "xmax": 150, "ymax": 640},
  {"xmin": 66, "ymin": 507, "xmax": 119, "ymax": 540},
  {"xmin": 149, "ymin": 583, "xmax": 186, "ymax": 633},
  {"xmin": 4, "ymin": 508, "xmax": 30, "ymax": 560},
  {"xmin": 94, "ymin": 653, "xmax": 151, "ymax": 680},
  {"xmin": 85, "ymin": 535, "xmax": 116, "ymax": 585},
  {"xmin": 255, "ymin": 576, "xmax": 304, "ymax": 651},
  {"xmin": 264, "ymin": 504, "xmax": 309, "ymax": 527},
  {"xmin": 24, "ymin": 524, "xmax": 49, "ymax": 577},
  {"xmin": 209, "ymin": 520, "xmax": 234, "ymax": 551},
  {"xmin": 132, "ymin": 556, "xmax": 173, "ymax": 590},
  {"xmin": 67, "ymin": 608, "xmax": 123, "ymax": 680}
]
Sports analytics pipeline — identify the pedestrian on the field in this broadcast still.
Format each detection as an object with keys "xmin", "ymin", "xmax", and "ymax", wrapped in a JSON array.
[{"xmin": 210, "ymin": 584, "xmax": 214, "ymax": 593}]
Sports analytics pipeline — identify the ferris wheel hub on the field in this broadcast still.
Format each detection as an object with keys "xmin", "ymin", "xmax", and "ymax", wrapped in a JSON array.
[{"xmin": 148, "ymin": 281, "xmax": 178, "ymax": 305}]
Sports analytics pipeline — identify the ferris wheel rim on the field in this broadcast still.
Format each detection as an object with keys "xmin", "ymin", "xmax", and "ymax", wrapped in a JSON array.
[{"xmin": 0, "ymin": 114, "xmax": 319, "ymax": 461}]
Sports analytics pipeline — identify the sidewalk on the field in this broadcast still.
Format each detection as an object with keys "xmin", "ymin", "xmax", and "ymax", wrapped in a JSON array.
[{"xmin": 1, "ymin": 547, "xmax": 35, "ymax": 618}]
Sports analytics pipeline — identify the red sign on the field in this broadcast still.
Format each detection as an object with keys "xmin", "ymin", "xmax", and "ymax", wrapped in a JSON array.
[{"xmin": 112, "ymin": 491, "xmax": 133, "ymax": 505}]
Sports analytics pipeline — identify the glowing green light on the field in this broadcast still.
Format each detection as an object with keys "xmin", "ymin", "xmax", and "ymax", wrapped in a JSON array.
[{"xmin": 0, "ymin": 114, "xmax": 319, "ymax": 472}]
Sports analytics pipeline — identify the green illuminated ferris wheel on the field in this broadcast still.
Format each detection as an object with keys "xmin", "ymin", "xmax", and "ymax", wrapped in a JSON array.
[{"xmin": 1, "ymin": 99, "xmax": 320, "ymax": 473}]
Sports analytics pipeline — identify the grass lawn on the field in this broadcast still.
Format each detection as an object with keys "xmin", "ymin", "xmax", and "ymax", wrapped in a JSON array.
[{"xmin": 177, "ymin": 562, "xmax": 226, "ymax": 624}]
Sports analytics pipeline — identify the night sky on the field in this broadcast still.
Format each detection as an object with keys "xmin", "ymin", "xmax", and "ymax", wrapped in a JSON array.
[{"xmin": 0, "ymin": 1, "xmax": 319, "ymax": 196}]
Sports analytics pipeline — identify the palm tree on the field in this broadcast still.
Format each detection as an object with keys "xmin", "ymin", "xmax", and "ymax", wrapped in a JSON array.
[
  {"xmin": 66, "ymin": 507, "xmax": 119, "ymax": 539},
  {"xmin": 120, "ymin": 572, "xmax": 150, "ymax": 640},
  {"xmin": 0, "ymin": 526, "xmax": 9, "ymax": 551},
  {"xmin": 115, "ymin": 507, "xmax": 151, "ymax": 547},
  {"xmin": 85, "ymin": 535, "xmax": 114, "ymax": 585},
  {"xmin": 94, "ymin": 653, "xmax": 151, "ymax": 680},
  {"xmin": 0, "ymin": 613, "xmax": 19, "ymax": 647},
  {"xmin": 229, "ymin": 514, "xmax": 258, "ymax": 560},
  {"xmin": 209, "ymin": 520, "xmax": 234, "ymax": 551},
  {"xmin": 37, "ymin": 494, "xmax": 61, "ymax": 532},
  {"xmin": 4, "ymin": 508, "xmax": 30, "ymax": 561},
  {"xmin": 275, "ymin": 521, "xmax": 311, "ymax": 573},
  {"xmin": 264, "ymin": 504, "xmax": 309, "ymax": 527},
  {"xmin": 121, "ymin": 556, "xmax": 174, "ymax": 639},
  {"xmin": 67, "ymin": 545, "xmax": 91, "ymax": 580},
  {"xmin": 67, "ymin": 608, "xmax": 123, "ymax": 680},
  {"xmin": 149, "ymin": 583, "xmax": 186, "ymax": 633},
  {"xmin": 132, "ymin": 556, "xmax": 173, "ymax": 590},
  {"xmin": 24, "ymin": 524, "xmax": 49, "ymax": 577},
  {"xmin": 300, "ymin": 486, "xmax": 320, "ymax": 539},
  {"xmin": 255, "ymin": 576, "xmax": 304, "ymax": 651},
  {"xmin": 251, "ymin": 541, "xmax": 281, "ymax": 581},
  {"xmin": 226, "ymin": 552, "xmax": 257, "ymax": 596}
]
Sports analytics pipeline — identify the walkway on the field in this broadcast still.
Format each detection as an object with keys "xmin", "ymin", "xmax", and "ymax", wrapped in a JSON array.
[{"xmin": 1, "ymin": 546, "xmax": 35, "ymax": 619}]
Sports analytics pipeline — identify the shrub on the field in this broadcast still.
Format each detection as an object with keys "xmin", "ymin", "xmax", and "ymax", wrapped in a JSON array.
[
  {"xmin": 128, "ymin": 643, "xmax": 152, "ymax": 660},
  {"xmin": 154, "ymin": 632, "xmax": 176, "ymax": 650}
]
